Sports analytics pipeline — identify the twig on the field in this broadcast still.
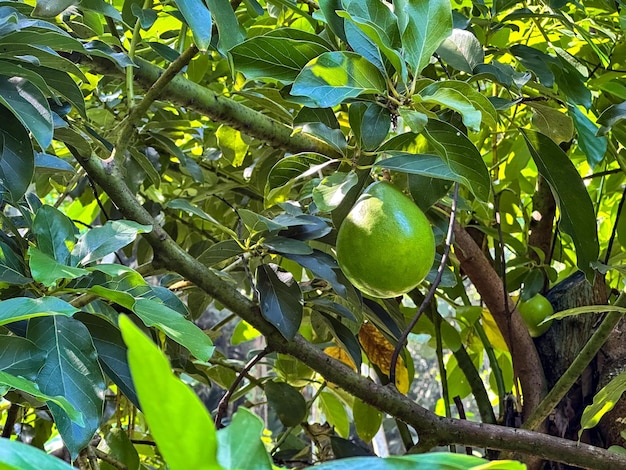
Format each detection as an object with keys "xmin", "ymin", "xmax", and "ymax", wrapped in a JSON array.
[
  {"xmin": 85, "ymin": 445, "xmax": 100, "ymax": 470},
  {"xmin": 113, "ymin": 44, "xmax": 199, "ymax": 162},
  {"xmin": 215, "ymin": 347, "xmax": 270, "ymax": 428},
  {"xmin": 390, "ymin": 182, "xmax": 459, "ymax": 385},
  {"xmin": 93, "ymin": 448, "xmax": 128, "ymax": 470},
  {"xmin": 522, "ymin": 292, "xmax": 626, "ymax": 431},
  {"xmin": 1, "ymin": 403, "xmax": 19, "ymax": 438},
  {"xmin": 453, "ymin": 396, "xmax": 473, "ymax": 455}
]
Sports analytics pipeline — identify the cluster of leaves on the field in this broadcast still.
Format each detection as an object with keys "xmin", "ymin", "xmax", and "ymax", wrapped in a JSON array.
[{"xmin": 0, "ymin": 0, "xmax": 625, "ymax": 468}]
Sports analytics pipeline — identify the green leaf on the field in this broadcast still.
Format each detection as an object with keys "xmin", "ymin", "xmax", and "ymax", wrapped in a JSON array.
[
  {"xmin": 32, "ymin": 205, "xmax": 77, "ymax": 266},
  {"xmin": 528, "ymin": 102, "xmax": 574, "ymax": 144},
  {"xmin": 80, "ymin": 0, "xmax": 123, "ymax": 20},
  {"xmin": 319, "ymin": 390, "xmax": 350, "ymax": 438},
  {"xmin": 103, "ymin": 428, "xmax": 140, "ymax": 470},
  {"xmin": 204, "ymin": 0, "xmax": 246, "ymax": 53},
  {"xmin": 28, "ymin": 316, "xmax": 105, "ymax": 458},
  {"xmin": 423, "ymin": 120, "xmax": 491, "ymax": 201},
  {"xmin": 216, "ymin": 125, "xmax": 249, "ymax": 167},
  {"xmin": 119, "ymin": 315, "xmax": 223, "ymax": 470},
  {"xmin": 349, "ymin": 102, "xmax": 391, "ymax": 151},
  {"xmin": 229, "ymin": 34, "xmax": 330, "ymax": 83},
  {"xmin": 264, "ymin": 236, "xmax": 313, "ymax": 255},
  {"xmin": 408, "ymin": 173, "xmax": 453, "ymax": 211},
  {"xmin": 0, "ymin": 296, "xmax": 78, "ymax": 325},
  {"xmin": 313, "ymin": 452, "xmax": 524, "ymax": 469},
  {"xmin": 291, "ymin": 52, "xmax": 386, "ymax": 108},
  {"xmin": 216, "ymin": 408, "xmax": 273, "ymax": 470},
  {"xmin": 580, "ymin": 370, "xmax": 626, "ymax": 438},
  {"xmin": 32, "ymin": 0, "xmax": 79, "ymax": 18},
  {"xmin": 264, "ymin": 380, "xmax": 307, "ymax": 427},
  {"xmin": 173, "ymin": 0, "xmax": 212, "ymax": 51},
  {"xmin": 569, "ymin": 106, "xmax": 607, "ymax": 168},
  {"xmin": 166, "ymin": 199, "xmax": 238, "ymax": 239},
  {"xmin": 0, "ymin": 105, "xmax": 34, "ymax": 202},
  {"xmin": 197, "ymin": 240, "xmax": 244, "ymax": 267},
  {"xmin": 395, "ymin": 0, "xmax": 452, "ymax": 75},
  {"xmin": 0, "ymin": 433, "xmax": 75, "ymax": 470},
  {"xmin": 418, "ymin": 83, "xmax": 482, "ymax": 131},
  {"xmin": 132, "ymin": 297, "xmax": 215, "ymax": 361},
  {"xmin": 0, "ymin": 369, "xmax": 82, "ymax": 425},
  {"xmin": 84, "ymin": 40, "xmax": 135, "ymax": 69},
  {"xmin": 77, "ymin": 312, "xmax": 140, "ymax": 409},
  {"xmin": 353, "ymin": 398, "xmax": 383, "ymax": 442},
  {"xmin": 376, "ymin": 153, "xmax": 463, "ymax": 183},
  {"xmin": 255, "ymin": 264, "xmax": 303, "ymax": 341},
  {"xmin": 73, "ymin": 220, "xmax": 151, "ymax": 265},
  {"xmin": 0, "ymin": 241, "xmax": 30, "ymax": 285},
  {"xmin": 0, "ymin": 76, "xmax": 53, "ymax": 149},
  {"xmin": 28, "ymin": 247, "xmax": 89, "ymax": 287},
  {"xmin": 436, "ymin": 28, "xmax": 484, "ymax": 74},
  {"xmin": 35, "ymin": 153, "xmax": 75, "ymax": 173},
  {"xmin": 283, "ymin": 249, "xmax": 347, "ymax": 298},
  {"xmin": 266, "ymin": 153, "xmax": 334, "ymax": 206},
  {"xmin": 522, "ymin": 129, "xmax": 599, "ymax": 279},
  {"xmin": 544, "ymin": 305, "xmax": 626, "ymax": 322},
  {"xmin": 597, "ymin": 102, "xmax": 626, "ymax": 135},
  {"xmin": 312, "ymin": 171, "xmax": 359, "ymax": 212},
  {"xmin": 0, "ymin": 336, "xmax": 46, "ymax": 380},
  {"xmin": 130, "ymin": 3, "xmax": 157, "ymax": 29}
]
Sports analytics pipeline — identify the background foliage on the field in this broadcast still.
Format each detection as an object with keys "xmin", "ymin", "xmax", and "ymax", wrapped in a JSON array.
[{"xmin": 0, "ymin": 0, "xmax": 626, "ymax": 468}]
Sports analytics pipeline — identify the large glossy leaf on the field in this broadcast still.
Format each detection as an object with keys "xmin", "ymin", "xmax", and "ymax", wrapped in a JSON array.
[
  {"xmin": 314, "ymin": 453, "xmax": 525, "ymax": 469},
  {"xmin": 173, "ymin": 0, "xmax": 212, "ymax": 51},
  {"xmin": 0, "ymin": 76, "xmax": 53, "ymax": 149},
  {"xmin": 28, "ymin": 316, "xmax": 105, "ymax": 458},
  {"xmin": 353, "ymin": 398, "xmax": 383, "ymax": 442},
  {"xmin": 132, "ymin": 297, "xmax": 214, "ymax": 361},
  {"xmin": 0, "ymin": 335, "xmax": 46, "ymax": 380},
  {"xmin": 0, "ymin": 296, "xmax": 77, "ymax": 325},
  {"xmin": 264, "ymin": 380, "xmax": 307, "ymax": 427},
  {"xmin": 375, "ymin": 153, "xmax": 462, "ymax": 183},
  {"xmin": 76, "ymin": 312, "xmax": 139, "ymax": 409},
  {"xmin": 597, "ymin": 101, "xmax": 626, "ymax": 135},
  {"xmin": 522, "ymin": 130, "xmax": 599, "ymax": 279},
  {"xmin": 32, "ymin": 205, "xmax": 76, "ymax": 266},
  {"xmin": 395, "ymin": 0, "xmax": 452, "ymax": 75},
  {"xmin": 28, "ymin": 247, "xmax": 89, "ymax": 287},
  {"xmin": 119, "ymin": 315, "xmax": 223, "ymax": 470},
  {"xmin": 291, "ymin": 52, "xmax": 386, "ymax": 108},
  {"xmin": 73, "ymin": 220, "xmax": 151, "ymax": 265},
  {"xmin": 0, "ymin": 437, "xmax": 75, "ymax": 470},
  {"xmin": 423, "ymin": 120, "xmax": 491, "ymax": 201},
  {"xmin": 197, "ymin": 240, "xmax": 244, "ymax": 266},
  {"xmin": 216, "ymin": 408, "xmax": 273, "ymax": 470},
  {"xmin": 230, "ymin": 34, "xmax": 330, "ymax": 83},
  {"xmin": 0, "ymin": 106, "xmax": 34, "ymax": 202},
  {"xmin": 255, "ymin": 264, "xmax": 303, "ymax": 340},
  {"xmin": 21, "ymin": 64, "xmax": 85, "ymax": 117},
  {"xmin": 320, "ymin": 390, "xmax": 350, "ymax": 437}
]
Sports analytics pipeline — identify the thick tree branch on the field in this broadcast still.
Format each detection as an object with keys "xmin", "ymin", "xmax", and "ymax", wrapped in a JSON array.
[
  {"xmin": 73, "ymin": 151, "xmax": 626, "ymax": 469},
  {"xmin": 528, "ymin": 175, "xmax": 556, "ymax": 267},
  {"xmin": 78, "ymin": 56, "xmax": 342, "ymax": 159},
  {"xmin": 453, "ymin": 222, "xmax": 547, "ymax": 419}
]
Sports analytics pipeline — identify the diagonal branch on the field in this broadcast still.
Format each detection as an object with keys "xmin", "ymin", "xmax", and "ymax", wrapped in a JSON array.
[
  {"xmin": 73, "ymin": 150, "xmax": 626, "ymax": 470},
  {"xmin": 453, "ymin": 221, "xmax": 547, "ymax": 420},
  {"xmin": 78, "ymin": 55, "xmax": 342, "ymax": 159}
]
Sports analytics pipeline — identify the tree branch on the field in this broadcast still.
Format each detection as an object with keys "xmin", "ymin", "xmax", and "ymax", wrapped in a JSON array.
[
  {"xmin": 453, "ymin": 222, "xmax": 547, "ymax": 420},
  {"xmin": 78, "ymin": 56, "xmax": 342, "ymax": 159},
  {"xmin": 73, "ymin": 150, "xmax": 626, "ymax": 469}
]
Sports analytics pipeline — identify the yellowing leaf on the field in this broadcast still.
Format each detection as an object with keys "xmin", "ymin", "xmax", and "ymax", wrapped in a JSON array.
[
  {"xmin": 324, "ymin": 346, "xmax": 358, "ymax": 372},
  {"xmin": 358, "ymin": 323, "xmax": 410, "ymax": 394},
  {"xmin": 481, "ymin": 308, "xmax": 508, "ymax": 352}
]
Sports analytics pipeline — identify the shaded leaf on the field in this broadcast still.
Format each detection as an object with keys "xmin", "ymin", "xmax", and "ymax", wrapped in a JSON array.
[
  {"xmin": 522, "ymin": 129, "xmax": 599, "ymax": 279},
  {"xmin": 73, "ymin": 220, "xmax": 152, "ymax": 265},
  {"xmin": 283, "ymin": 250, "xmax": 347, "ymax": 298},
  {"xmin": 314, "ymin": 453, "xmax": 524, "ymax": 469},
  {"xmin": 265, "ymin": 380, "xmax": 306, "ymax": 427},
  {"xmin": 353, "ymin": 398, "xmax": 383, "ymax": 442},
  {"xmin": 173, "ymin": 0, "xmax": 212, "ymax": 51},
  {"xmin": 597, "ymin": 102, "xmax": 626, "ymax": 135},
  {"xmin": 197, "ymin": 240, "xmax": 244, "ymax": 266},
  {"xmin": 264, "ymin": 236, "xmax": 313, "ymax": 255},
  {"xmin": 28, "ymin": 316, "xmax": 105, "ymax": 458},
  {"xmin": 0, "ymin": 106, "xmax": 34, "ymax": 202},
  {"xmin": 0, "ymin": 241, "xmax": 31, "ymax": 285},
  {"xmin": 255, "ymin": 264, "xmax": 303, "ymax": 340},
  {"xmin": 0, "ymin": 335, "xmax": 46, "ymax": 380},
  {"xmin": 204, "ymin": 0, "xmax": 246, "ymax": 52},
  {"xmin": 569, "ymin": 106, "xmax": 607, "ymax": 168},
  {"xmin": 28, "ymin": 246, "xmax": 89, "ymax": 287},
  {"xmin": 33, "ymin": 205, "xmax": 76, "ymax": 266},
  {"xmin": 313, "ymin": 171, "xmax": 359, "ymax": 212}
]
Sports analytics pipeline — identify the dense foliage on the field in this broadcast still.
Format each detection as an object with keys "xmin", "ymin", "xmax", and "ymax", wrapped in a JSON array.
[{"xmin": 0, "ymin": 0, "xmax": 626, "ymax": 468}]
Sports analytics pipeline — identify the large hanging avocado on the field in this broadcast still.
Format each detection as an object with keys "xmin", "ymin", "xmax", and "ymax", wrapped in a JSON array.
[{"xmin": 336, "ymin": 181, "xmax": 436, "ymax": 298}]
